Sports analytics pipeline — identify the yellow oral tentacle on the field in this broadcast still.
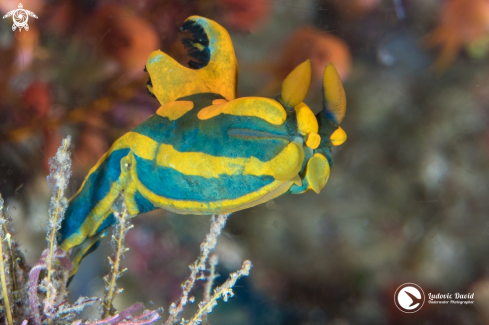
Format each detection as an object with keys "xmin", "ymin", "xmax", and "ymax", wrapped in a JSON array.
[
  {"xmin": 306, "ymin": 132, "xmax": 321, "ymax": 149},
  {"xmin": 330, "ymin": 127, "xmax": 347, "ymax": 146},
  {"xmin": 304, "ymin": 153, "xmax": 330, "ymax": 194}
]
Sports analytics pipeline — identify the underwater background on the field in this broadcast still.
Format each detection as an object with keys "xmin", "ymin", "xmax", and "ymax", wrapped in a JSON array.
[{"xmin": 1, "ymin": 0, "xmax": 489, "ymax": 324}]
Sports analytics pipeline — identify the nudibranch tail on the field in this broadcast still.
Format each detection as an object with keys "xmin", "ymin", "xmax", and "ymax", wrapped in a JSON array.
[{"xmin": 145, "ymin": 16, "xmax": 238, "ymax": 105}]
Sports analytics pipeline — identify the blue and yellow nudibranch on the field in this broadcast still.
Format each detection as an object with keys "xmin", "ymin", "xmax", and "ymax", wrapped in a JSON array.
[{"xmin": 59, "ymin": 16, "xmax": 347, "ymax": 275}]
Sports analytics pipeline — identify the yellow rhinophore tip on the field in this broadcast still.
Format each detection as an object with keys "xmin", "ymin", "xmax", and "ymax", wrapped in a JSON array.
[
  {"xmin": 305, "ymin": 153, "xmax": 330, "ymax": 194},
  {"xmin": 306, "ymin": 132, "xmax": 321, "ymax": 149},
  {"xmin": 323, "ymin": 63, "xmax": 346, "ymax": 125},
  {"xmin": 281, "ymin": 60, "xmax": 312, "ymax": 109},
  {"xmin": 330, "ymin": 127, "xmax": 347, "ymax": 146}
]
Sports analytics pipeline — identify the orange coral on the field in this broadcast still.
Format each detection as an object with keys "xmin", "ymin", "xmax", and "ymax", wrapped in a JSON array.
[
  {"xmin": 89, "ymin": 5, "xmax": 159, "ymax": 80},
  {"xmin": 73, "ymin": 115, "xmax": 110, "ymax": 176},
  {"xmin": 277, "ymin": 26, "xmax": 351, "ymax": 83},
  {"xmin": 199, "ymin": 0, "xmax": 271, "ymax": 32},
  {"xmin": 10, "ymin": 82, "xmax": 62, "ymax": 172},
  {"xmin": 328, "ymin": 0, "xmax": 381, "ymax": 19},
  {"xmin": 425, "ymin": 0, "xmax": 489, "ymax": 71},
  {"xmin": 22, "ymin": 82, "xmax": 51, "ymax": 121}
]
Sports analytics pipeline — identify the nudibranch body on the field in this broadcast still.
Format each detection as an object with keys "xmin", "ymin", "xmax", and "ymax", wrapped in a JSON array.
[{"xmin": 59, "ymin": 16, "xmax": 347, "ymax": 275}]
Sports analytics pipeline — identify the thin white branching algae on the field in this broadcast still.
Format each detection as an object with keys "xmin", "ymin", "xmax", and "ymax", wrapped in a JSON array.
[
  {"xmin": 201, "ymin": 254, "xmax": 219, "ymax": 325},
  {"xmin": 165, "ymin": 214, "xmax": 230, "ymax": 325},
  {"xmin": 102, "ymin": 203, "xmax": 134, "ymax": 318},
  {"xmin": 186, "ymin": 260, "xmax": 252, "ymax": 325},
  {"xmin": 0, "ymin": 193, "xmax": 14, "ymax": 325},
  {"xmin": 44, "ymin": 135, "xmax": 72, "ymax": 321},
  {"xmin": 203, "ymin": 254, "xmax": 219, "ymax": 305},
  {"xmin": 0, "ymin": 193, "xmax": 31, "ymax": 324},
  {"xmin": 28, "ymin": 137, "xmax": 101, "ymax": 324}
]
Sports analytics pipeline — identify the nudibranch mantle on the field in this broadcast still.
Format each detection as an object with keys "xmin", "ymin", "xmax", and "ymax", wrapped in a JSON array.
[{"xmin": 59, "ymin": 16, "xmax": 347, "ymax": 275}]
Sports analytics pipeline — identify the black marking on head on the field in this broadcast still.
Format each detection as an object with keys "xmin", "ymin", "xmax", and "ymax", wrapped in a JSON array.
[
  {"xmin": 145, "ymin": 65, "xmax": 156, "ymax": 99},
  {"xmin": 177, "ymin": 92, "xmax": 224, "ymax": 101},
  {"xmin": 181, "ymin": 20, "xmax": 210, "ymax": 70},
  {"xmin": 146, "ymin": 88, "xmax": 156, "ymax": 99},
  {"xmin": 316, "ymin": 110, "xmax": 338, "ymax": 149}
]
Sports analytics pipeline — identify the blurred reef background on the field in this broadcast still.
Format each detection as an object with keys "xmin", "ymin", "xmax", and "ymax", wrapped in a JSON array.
[{"xmin": 1, "ymin": 0, "xmax": 489, "ymax": 324}]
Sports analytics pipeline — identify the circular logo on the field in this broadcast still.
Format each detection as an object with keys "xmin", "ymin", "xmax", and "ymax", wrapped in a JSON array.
[
  {"xmin": 394, "ymin": 283, "xmax": 425, "ymax": 313},
  {"xmin": 14, "ymin": 10, "xmax": 28, "ymax": 28}
]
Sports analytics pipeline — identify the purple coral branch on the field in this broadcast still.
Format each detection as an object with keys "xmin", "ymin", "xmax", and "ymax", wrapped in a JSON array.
[
  {"xmin": 88, "ymin": 303, "xmax": 160, "ymax": 325},
  {"xmin": 28, "ymin": 249, "xmax": 48, "ymax": 325},
  {"xmin": 28, "ymin": 247, "xmax": 72, "ymax": 325}
]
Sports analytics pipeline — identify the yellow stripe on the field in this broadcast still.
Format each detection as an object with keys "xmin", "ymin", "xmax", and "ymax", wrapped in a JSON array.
[
  {"xmin": 60, "ymin": 154, "xmax": 133, "ymax": 251},
  {"xmin": 67, "ymin": 229, "xmax": 107, "ymax": 277},
  {"xmin": 59, "ymin": 180, "xmax": 121, "ymax": 251},
  {"xmin": 156, "ymin": 101, "xmax": 194, "ymax": 120},
  {"xmin": 124, "ymin": 179, "xmax": 140, "ymax": 216},
  {"xmin": 156, "ymin": 142, "xmax": 304, "ymax": 181},
  {"xmin": 197, "ymin": 97, "xmax": 286, "ymax": 125},
  {"xmin": 131, "ymin": 154, "xmax": 296, "ymax": 215},
  {"xmin": 114, "ymin": 132, "xmax": 159, "ymax": 160},
  {"xmin": 68, "ymin": 132, "xmax": 158, "ymax": 202}
]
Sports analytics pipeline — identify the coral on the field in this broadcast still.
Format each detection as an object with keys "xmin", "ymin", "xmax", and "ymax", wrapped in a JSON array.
[
  {"xmin": 87, "ymin": 5, "xmax": 160, "ymax": 81},
  {"xmin": 330, "ymin": 0, "xmax": 381, "ymax": 18},
  {"xmin": 199, "ymin": 0, "xmax": 271, "ymax": 32},
  {"xmin": 425, "ymin": 0, "xmax": 489, "ymax": 71},
  {"xmin": 270, "ymin": 26, "xmax": 351, "ymax": 94}
]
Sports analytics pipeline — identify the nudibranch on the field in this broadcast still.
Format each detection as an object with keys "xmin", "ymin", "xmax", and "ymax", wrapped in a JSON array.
[{"xmin": 58, "ymin": 16, "xmax": 347, "ymax": 275}]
